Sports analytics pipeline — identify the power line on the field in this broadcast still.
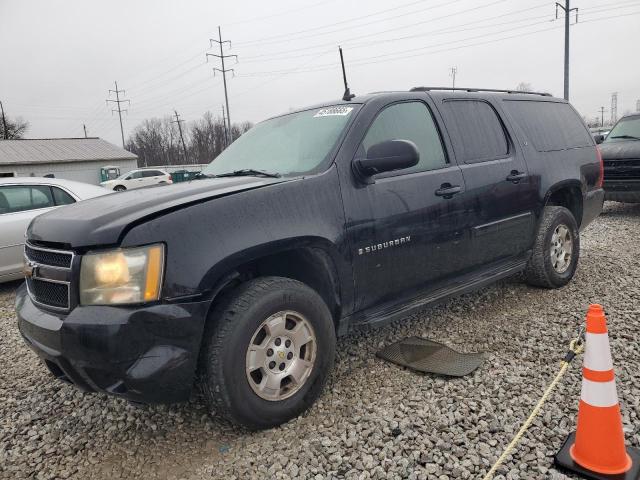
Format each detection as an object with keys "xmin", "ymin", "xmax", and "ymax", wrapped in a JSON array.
[
  {"xmin": 207, "ymin": 26, "xmax": 237, "ymax": 145},
  {"xmin": 106, "ymin": 81, "xmax": 130, "ymax": 148}
]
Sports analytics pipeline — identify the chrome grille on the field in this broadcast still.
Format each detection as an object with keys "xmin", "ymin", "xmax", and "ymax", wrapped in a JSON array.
[
  {"xmin": 24, "ymin": 242, "xmax": 74, "ymax": 311},
  {"xmin": 24, "ymin": 244, "xmax": 72, "ymax": 268},
  {"xmin": 26, "ymin": 278, "xmax": 69, "ymax": 309}
]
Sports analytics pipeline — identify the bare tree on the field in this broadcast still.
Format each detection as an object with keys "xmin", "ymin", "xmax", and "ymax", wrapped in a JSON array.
[
  {"xmin": 127, "ymin": 112, "xmax": 253, "ymax": 167},
  {"xmin": 516, "ymin": 82, "xmax": 534, "ymax": 92},
  {"xmin": 0, "ymin": 115, "xmax": 29, "ymax": 139}
]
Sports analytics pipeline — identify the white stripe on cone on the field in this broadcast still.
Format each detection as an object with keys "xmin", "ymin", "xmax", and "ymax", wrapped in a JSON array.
[
  {"xmin": 584, "ymin": 332, "xmax": 614, "ymax": 372},
  {"xmin": 581, "ymin": 378, "xmax": 619, "ymax": 408}
]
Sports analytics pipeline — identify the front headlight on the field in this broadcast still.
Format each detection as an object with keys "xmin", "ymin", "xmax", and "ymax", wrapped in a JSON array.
[{"xmin": 79, "ymin": 244, "xmax": 164, "ymax": 305}]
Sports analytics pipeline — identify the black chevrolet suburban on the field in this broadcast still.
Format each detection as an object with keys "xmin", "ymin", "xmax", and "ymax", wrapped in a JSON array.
[
  {"xmin": 598, "ymin": 113, "xmax": 640, "ymax": 203},
  {"xmin": 16, "ymin": 88, "xmax": 604, "ymax": 429}
]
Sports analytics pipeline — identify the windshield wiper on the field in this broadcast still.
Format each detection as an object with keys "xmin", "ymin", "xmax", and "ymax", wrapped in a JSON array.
[
  {"xmin": 610, "ymin": 135, "xmax": 640, "ymax": 141},
  {"xmin": 213, "ymin": 169, "xmax": 281, "ymax": 178}
]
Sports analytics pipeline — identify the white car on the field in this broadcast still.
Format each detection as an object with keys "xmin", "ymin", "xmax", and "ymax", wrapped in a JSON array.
[
  {"xmin": 0, "ymin": 177, "xmax": 109, "ymax": 283},
  {"xmin": 100, "ymin": 168, "xmax": 172, "ymax": 191}
]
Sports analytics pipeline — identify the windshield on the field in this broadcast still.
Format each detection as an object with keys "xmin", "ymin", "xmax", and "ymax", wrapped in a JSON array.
[
  {"xmin": 202, "ymin": 105, "xmax": 357, "ymax": 177},
  {"xmin": 604, "ymin": 116, "xmax": 640, "ymax": 142}
]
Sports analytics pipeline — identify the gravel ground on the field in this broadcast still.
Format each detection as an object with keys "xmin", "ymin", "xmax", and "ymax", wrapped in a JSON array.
[{"xmin": 1, "ymin": 201, "xmax": 639, "ymax": 480}]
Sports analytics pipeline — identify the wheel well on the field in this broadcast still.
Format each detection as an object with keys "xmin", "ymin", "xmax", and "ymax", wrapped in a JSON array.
[
  {"xmin": 546, "ymin": 186, "xmax": 583, "ymax": 227},
  {"xmin": 210, "ymin": 247, "xmax": 342, "ymax": 328}
]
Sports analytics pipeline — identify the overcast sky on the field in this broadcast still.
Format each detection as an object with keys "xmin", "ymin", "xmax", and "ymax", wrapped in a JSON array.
[{"xmin": 1, "ymin": 0, "xmax": 638, "ymax": 147}]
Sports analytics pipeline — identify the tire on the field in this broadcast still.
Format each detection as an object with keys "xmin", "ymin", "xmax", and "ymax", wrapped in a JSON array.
[
  {"xmin": 200, "ymin": 276, "xmax": 336, "ymax": 429},
  {"xmin": 113, "ymin": 185, "xmax": 126, "ymax": 192},
  {"xmin": 525, "ymin": 206, "xmax": 580, "ymax": 288}
]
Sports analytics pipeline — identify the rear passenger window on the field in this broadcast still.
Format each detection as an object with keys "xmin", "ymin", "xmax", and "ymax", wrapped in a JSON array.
[
  {"xmin": 361, "ymin": 102, "xmax": 447, "ymax": 174},
  {"xmin": 503, "ymin": 100, "xmax": 592, "ymax": 152},
  {"xmin": 442, "ymin": 100, "xmax": 509, "ymax": 163},
  {"xmin": 52, "ymin": 187, "xmax": 75, "ymax": 206}
]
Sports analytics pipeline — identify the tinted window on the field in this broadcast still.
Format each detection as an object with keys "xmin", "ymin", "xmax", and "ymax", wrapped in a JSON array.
[
  {"xmin": 142, "ymin": 170, "xmax": 162, "ymax": 177},
  {"xmin": 0, "ymin": 185, "xmax": 54, "ymax": 214},
  {"xmin": 503, "ymin": 100, "xmax": 592, "ymax": 152},
  {"xmin": 361, "ymin": 102, "xmax": 446, "ymax": 174},
  {"xmin": 52, "ymin": 187, "xmax": 75, "ymax": 206},
  {"xmin": 442, "ymin": 100, "xmax": 509, "ymax": 163}
]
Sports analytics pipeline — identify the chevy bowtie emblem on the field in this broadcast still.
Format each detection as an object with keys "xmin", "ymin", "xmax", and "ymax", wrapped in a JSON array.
[{"xmin": 22, "ymin": 261, "xmax": 38, "ymax": 279}]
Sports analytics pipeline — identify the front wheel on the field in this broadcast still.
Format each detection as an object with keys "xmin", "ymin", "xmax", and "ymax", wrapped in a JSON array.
[
  {"xmin": 525, "ymin": 206, "xmax": 580, "ymax": 288},
  {"xmin": 113, "ymin": 185, "xmax": 126, "ymax": 192},
  {"xmin": 200, "ymin": 277, "xmax": 336, "ymax": 429}
]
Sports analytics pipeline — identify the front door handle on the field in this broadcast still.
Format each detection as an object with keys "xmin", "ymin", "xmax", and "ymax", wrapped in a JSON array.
[
  {"xmin": 506, "ymin": 170, "xmax": 527, "ymax": 183},
  {"xmin": 435, "ymin": 183, "xmax": 462, "ymax": 198}
]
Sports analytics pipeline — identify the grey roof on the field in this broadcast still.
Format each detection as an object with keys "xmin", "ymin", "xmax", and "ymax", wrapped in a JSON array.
[{"xmin": 0, "ymin": 138, "xmax": 138, "ymax": 165}]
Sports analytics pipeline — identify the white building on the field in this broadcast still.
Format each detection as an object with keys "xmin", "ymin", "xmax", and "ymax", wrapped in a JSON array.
[{"xmin": 0, "ymin": 138, "xmax": 138, "ymax": 185}]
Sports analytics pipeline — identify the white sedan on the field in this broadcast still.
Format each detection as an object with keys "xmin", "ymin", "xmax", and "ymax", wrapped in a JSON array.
[
  {"xmin": 100, "ymin": 168, "xmax": 172, "ymax": 191},
  {"xmin": 0, "ymin": 177, "xmax": 108, "ymax": 283}
]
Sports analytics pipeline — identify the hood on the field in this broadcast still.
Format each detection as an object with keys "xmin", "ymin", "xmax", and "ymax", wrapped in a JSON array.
[
  {"xmin": 600, "ymin": 139, "xmax": 640, "ymax": 161},
  {"xmin": 28, "ymin": 177, "xmax": 285, "ymax": 248}
]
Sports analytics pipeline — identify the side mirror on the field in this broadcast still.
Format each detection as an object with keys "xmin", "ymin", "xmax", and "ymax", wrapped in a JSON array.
[
  {"xmin": 353, "ymin": 139, "xmax": 419, "ymax": 182},
  {"xmin": 594, "ymin": 134, "xmax": 605, "ymax": 144}
]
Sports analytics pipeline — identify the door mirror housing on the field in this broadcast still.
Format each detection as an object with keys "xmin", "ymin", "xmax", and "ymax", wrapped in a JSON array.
[
  {"xmin": 353, "ymin": 139, "xmax": 419, "ymax": 183},
  {"xmin": 594, "ymin": 134, "xmax": 605, "ymax": 144}
]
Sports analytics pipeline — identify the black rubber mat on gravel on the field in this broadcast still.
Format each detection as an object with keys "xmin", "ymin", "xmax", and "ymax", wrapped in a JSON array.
[{"xmin": 376, "ymin": 337, "xmax": 484, "ymax": 377}]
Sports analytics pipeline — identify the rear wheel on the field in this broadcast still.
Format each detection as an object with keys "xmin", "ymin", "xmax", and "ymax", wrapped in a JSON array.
[
  {"xmin": 200, "ymin": 277, "xmax": 336, "ymax": 429},
  {"xmin": 525, "ymin": 206, "xmax": 580, "ymax": 288}
]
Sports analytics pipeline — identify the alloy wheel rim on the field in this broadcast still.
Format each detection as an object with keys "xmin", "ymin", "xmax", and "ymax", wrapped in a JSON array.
[
  {"xmin": 245, "ymin": 310, "xmax": 317, "ymax": 401},
  {"xmin": 550, "ymin": 224, "xmax": 573, "ymax": 273}
]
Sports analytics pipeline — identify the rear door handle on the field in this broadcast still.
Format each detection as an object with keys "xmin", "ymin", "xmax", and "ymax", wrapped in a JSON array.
[
  {"xmin": 506, "ymin": 170, "xmax": 527, "ymax": 183},
  {"xmin": 435, "ymin": 184, "xmax": 462, "ymax": 198}
]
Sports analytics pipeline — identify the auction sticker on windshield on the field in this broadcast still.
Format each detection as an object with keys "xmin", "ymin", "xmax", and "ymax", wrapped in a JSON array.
[{"xmin": 314, "ymin": 106, "xmax": 354, "ymax": 117}]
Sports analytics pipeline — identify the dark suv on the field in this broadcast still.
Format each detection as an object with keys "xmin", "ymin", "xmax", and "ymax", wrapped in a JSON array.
[
  {"xmin": 16, "ymin": 88, "xmax": 604, "ymax": 429},
  {"xmin": 598, "ymin": 113, "xmax": 640, "ymax": 203}
]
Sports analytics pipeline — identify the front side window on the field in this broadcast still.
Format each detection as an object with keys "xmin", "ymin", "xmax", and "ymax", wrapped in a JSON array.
[
  {"xmin": 125, "ymin": 171, "xmax": 142, "ymax": 180},
  {"xmin": 0, "ymin": 185, "xmax": 54, "ymax": 214},
  {"xmin": 442, "ymin": 100, "xmax": 509, "ymax": 163},
  {"xmin": 604, "ymin": 116, "xmax": 640, "ymax": 142},
  {"xmin": 202, "ymin": 105, "xmax": 357, "ymax": 177},
  {"xmin": 361, "ymin": 101, "xmax": 447, "ymax": 174}
]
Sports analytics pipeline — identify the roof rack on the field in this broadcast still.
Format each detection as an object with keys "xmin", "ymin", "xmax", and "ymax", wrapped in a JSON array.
[{"xmin": 410, "ymin": 87, "xmax": 552, "ymax": 97}]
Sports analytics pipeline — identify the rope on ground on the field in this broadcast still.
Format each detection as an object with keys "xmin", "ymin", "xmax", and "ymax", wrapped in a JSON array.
[{"xmin": 481, "ymin": 330, "xmax": 585, "ymax": 480}]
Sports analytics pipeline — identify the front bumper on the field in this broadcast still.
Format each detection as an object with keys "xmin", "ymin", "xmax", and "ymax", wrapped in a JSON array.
[
  {"xmin": 16, "ymin": 284, "xmax": 210, "ymax": 404},
  {"xmin": 603, "ymin": 180, "xmax": 640, "ymax": 203}
]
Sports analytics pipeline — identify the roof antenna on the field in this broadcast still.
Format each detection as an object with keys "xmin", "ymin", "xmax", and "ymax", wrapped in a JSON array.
[{"xmin": 339, "ymin": 46, "xmax": 355, "ymax": 101}]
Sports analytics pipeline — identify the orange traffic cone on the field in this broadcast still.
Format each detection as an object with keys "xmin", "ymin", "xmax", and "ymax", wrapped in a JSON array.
[{"xmin": 555, "ymin": 304, "xmax": 640, "ymax": 479}]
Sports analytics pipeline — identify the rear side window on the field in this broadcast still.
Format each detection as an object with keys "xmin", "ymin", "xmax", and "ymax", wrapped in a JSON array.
[
  {"xmin": 0, "ymin": 185, "xmax": 54, "ymax": 214},
  {"xmin": 361, "ymin": 101, "xmax": 447, "ymax": 174},
  {"xmin": 441, "ymin": 100, "xmax": 509, "ymax": 163},
  {"xmin": 503, "ymin": 100, "xmax": 592, "ymax": 152},
  {"xmin": 52, "ymin": 187, "xmax": 75, "ymax": 206}
]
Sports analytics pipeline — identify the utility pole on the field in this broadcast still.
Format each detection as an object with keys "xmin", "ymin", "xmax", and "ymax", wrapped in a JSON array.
[
  {"xmin": 0, "ymin": 101, "xmax": 8, "ymax": 139},
  {"xmin": 556, "ymin": 1, "xmax": 578, "ymax": 101},
  {"xmin": 207, "ymin": 27, "xmax": 237, "ymax": 146},
  {"xmin": 449, "ymin": 66, "xmax": 458, "ymax": 91},
  {"xmin": 637, "ymin": 99, "xmax": 640, "ymax": 113},
  {"xmin": 83, "ymin": 124, "xmax": 88, "ymax": 138},
  {"xmin": 171, "ymin": 109, "xmax": 189, "ymax": 163},
  {"xmin": 598, "ymin": 107, "xmax": 607, "ymax": 127},
  {"xmin": 221, "ymin": 105, "xmax": 228, "ymax": 148},
  {"xmin": 106, "ymin": 81, "xmax": 130, "ymax": 148},
  {"xmin": 611, "ymin": 92, "xmax": 618, "ymax": 124}
]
